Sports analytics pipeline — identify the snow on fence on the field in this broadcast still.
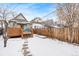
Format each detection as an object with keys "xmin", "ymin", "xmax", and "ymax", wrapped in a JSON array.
[{"xmin": 33, "ymin": 27, "xmax": 79, "ymax": 44}]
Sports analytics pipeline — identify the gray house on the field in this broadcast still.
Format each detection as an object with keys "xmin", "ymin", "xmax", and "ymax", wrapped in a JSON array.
[{"xmin": 7, "ymin": 13, "xmax": 33, "ymax": 38}]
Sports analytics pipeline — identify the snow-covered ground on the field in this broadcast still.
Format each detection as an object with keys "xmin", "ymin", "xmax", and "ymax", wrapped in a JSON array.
[
  {"xmin": 28, "ymin": 34, "xmax": 79, "ymax": 56},
  {"xmin": 0, "ymin": 34, "xmax": 79, "ymax": 56},
  {"xmin": 0, "ymin": 36, "xmax": 24, "ymax": 56}
]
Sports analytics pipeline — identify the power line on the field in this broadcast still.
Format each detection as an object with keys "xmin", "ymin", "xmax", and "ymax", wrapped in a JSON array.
[{"xmin": 42, "ymin": 9, "xmax": 57, "ymax": 18}]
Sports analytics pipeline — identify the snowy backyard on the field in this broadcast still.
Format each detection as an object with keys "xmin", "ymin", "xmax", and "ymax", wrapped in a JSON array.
[
  {"xmin": 0, "ymin": 36, "xmax": 24, "ymax": 56},
  {"xmin": 0, "ymin": 34, "xmax": 79, "ymax": 56}
]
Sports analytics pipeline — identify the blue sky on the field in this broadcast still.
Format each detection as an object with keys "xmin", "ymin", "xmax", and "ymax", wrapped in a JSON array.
[{"xmin": 0, "ymin": 3, "xmax": 57, "ymax": 21}]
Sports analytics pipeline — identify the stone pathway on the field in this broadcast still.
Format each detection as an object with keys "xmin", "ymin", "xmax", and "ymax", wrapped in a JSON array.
[{"xmin": 22, "ymin": 39, "xmax": 32, "ymax": 56}]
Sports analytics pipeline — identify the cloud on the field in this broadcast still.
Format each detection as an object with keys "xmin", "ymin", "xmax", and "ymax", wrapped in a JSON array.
[{"xmin": 0, "ymin": 3, "xmax": 57, "ymax": 21}]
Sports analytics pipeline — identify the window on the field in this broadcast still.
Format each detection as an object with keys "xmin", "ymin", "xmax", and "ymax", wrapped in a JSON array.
[
  {"xmin": 8, "ymin": 22, "xmax": 14, "ymax": 27},
  {"xmin": 8, "ymin": 21, "xmax": 19, "ymax": 28},
  {"xmin": 23, "ymin": 24, "xmax": 30, "ymax": 32}
]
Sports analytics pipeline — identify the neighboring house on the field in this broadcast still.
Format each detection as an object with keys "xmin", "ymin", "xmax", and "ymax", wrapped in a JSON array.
[
  {"xmin": 7, "ymin": 13, "xmax": 33, "ymax": 38},
  {"xmin": 32, "ymin": 23, "xmax": 45, "ymax": 29},
  {"xmin": 42, "ymin": 19, "xmax": 54, "ymax": 26},
  {"xmin": 42, "ymin": 19, "xmax": 65, "ymax": 28},
  {"xmin": 31, "ymin": 17, "xmax": 43, "ymax": 23},
  {"xmin": 31, "ymin": 17, "xmax": 45, "ymax": 29}
]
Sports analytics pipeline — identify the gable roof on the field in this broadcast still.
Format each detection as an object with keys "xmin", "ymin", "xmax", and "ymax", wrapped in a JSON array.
[
  {"xmin": 31, "ymin": 17, "xmax": 43, "ymax": 23},
  {"xmin": 10, "ymin": 13, "xmax": 28, "ymax": 23}
]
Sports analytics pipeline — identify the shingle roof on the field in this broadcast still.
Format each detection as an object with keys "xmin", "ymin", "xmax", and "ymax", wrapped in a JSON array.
[{"xmin": 10, "ymin": 13, "xmax": 28, "ymax": 23}]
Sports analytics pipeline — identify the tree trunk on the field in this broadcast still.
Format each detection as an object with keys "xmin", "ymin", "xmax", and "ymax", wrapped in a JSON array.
[{"xmin": 3, "ymin": 21, "xmax": 8, "ymax": 47}]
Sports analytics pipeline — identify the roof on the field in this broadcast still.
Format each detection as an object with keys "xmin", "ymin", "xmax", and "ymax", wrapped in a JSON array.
[
  {"xmin": 42, "ymin": 20, "xmax": 66, "ymax": 28},
  {"xmin": 17, "ymin": 22, "xmax": 30, "ymax": 24},
  {"xmin": 31, "ymin": 17, "xmax": 43, "ymax": 23},
  {"xmin": 10, "ymin": 13, "xmax": 28, "ymax": 23}
]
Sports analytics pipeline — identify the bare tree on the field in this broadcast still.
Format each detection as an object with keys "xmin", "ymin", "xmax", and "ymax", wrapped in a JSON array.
[
  {"xmin": 56, "ymin": 3, "xmax": 79, "ymax": 27},
  {"xmin": 0, "ymin": 5, "xmax": 16, "ymax": 47},
  {"xmin": 56, "ymin": 3, "xmax": 79, "ymax": 43}
]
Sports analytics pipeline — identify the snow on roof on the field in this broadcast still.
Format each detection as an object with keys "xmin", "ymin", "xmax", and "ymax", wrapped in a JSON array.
[
  {"xmin": 10, "ymin": 13, "xmax": 28, "ymax": 23},
  {"xmin": 12, "ymin": 13, "xmax": 27, "ymax": 20},
  {"xmin": 42, "ymin": 20, "xmax": 65, "ymax": 28},
  {"xmin": 31, "ymin": 17, "xmax": 43, "ymax": 23},
  {"xmin": 32, "ymin": 23, "xmax": 45, "ymax": 28},
  {"xmin": 17, "ymin": 21, "xmax": 30, "ymax": 24}
]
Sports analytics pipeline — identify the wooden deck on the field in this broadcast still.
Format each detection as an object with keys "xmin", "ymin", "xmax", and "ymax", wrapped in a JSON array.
[
  {"xmin": 7, "ymin": 28, "xmax": 22, "ymax": 37},
  {"xmin": 7, "ymin": 27, "xmax": 33, "ymax": 38}
]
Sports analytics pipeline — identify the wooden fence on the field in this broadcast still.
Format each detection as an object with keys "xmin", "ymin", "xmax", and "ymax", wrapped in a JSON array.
[{"xmin": 33, "ymin": 27, "xmax": 79, "ymax": 44}]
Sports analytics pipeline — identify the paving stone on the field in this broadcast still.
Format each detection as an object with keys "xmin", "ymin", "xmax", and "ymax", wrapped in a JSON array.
[
  {"xmin": 23, "ymin": 44, "xmax": 28, "ymax": 46},
  {"xmin": 22, "ymin": 46, "xmax": 29, "ymax": 50}
]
